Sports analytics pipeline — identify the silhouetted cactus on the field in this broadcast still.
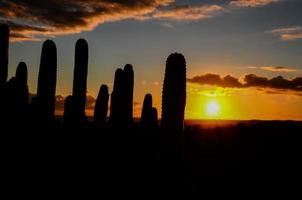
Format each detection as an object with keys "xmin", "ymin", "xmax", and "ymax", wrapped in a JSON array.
[
  {"xmin": 109, "ymin": 68, "xmax": 125, "ymax": 127},
  {"xmin": 16, "ymin": 62, "xmax": 29, "ymax": 100},
  {"xmin": 34, "ymin": 40, "xmax": 57, "ymax": 122},
  {"xmin": 63, "ymin": 95, "xmax": 73, "ymax": 127},
  {"xmin": 151, "ymin": 107, "xmax": 158, "ymax": 127},
  {"xmin": 141, "ymin": 93, "xmax": 158, "ymax": 128},
  {"xmin": 72, "ymin": 39, "xmax": 88, "ymax": 126},
  {"xmin": 124, "ymin": 64, "xmax": 134, "ymax": 125},
  {"xmin": 15, "ymin": 62, "xmax": 29, "ymax": 115},
  {"xmin": 109, "ymin": 65, "xmax": 134, "ymax": 128},
  {"xmin": 94, "ymin": 84, "xmax": 109, "ymax": 129},
  {"xmin": 0, "ymin": 24, "xmax": 9, "ymax": 88},
  {"xmin": 161, "ymin": 53, "xmax": 186, "ymax": 130}
]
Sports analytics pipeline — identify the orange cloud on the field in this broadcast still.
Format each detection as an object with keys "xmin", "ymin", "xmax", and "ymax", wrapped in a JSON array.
[
  {"xmin": 230, "ymin": 0, "xmax": 281, "ymax": 7},
  {"xmin": 0, "ymin": 0, "xmax": 285, "ymax": 41},
  {"xmin": 0, "ymin": 0, "xmax": 173, "ymax": 41},
  {"xmin": 152, "ymin": 5, "xmax": 224, "ymax": 21},
  {"xmin": 260, "ymin": 66, "xmax": 299, "ymax": 72},
  {"xmin": 270, "ymin": 26, "xmax": 302, "ymax": 41},
  {"xmin": 248, "ymin": 65, "xmax": 299, "ymax": 72}
]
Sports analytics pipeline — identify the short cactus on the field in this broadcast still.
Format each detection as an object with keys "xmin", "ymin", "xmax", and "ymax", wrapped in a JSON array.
[
  {"xmin": 94, "ymin": 84, "xmax": 109, "ymax": 129},
  {"xmin": 141, "ymin": 93, "xmax": 158, "ymax": 128},
  {"xmin": 63, "ymin": 95, "xmax": 73, "ymax": 127},
  {"xmin": 15, "ymin": 62, "xmax": 29, "ymax": 112}
]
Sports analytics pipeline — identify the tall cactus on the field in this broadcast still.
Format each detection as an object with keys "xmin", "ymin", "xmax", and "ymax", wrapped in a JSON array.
[
  {"xmin": 124, "ymin": 64, "xmax": 134, "ymax": 124},
  {"xmin": 109, "ymin": 65, "xmax": 134, "ymax": 128},
  {"xmin": 94, "ymin": 84, "xmax": 109, "ymax": 129},
  {"xmin": 109, "ymin": 68, "xmax": 125, "ymax": 127},
  {"xmin": 161, "ymin": 53, "xmax": 186, "ymax": 130},
  {"xmin": 141, "ymin": 93, "xmax": 158, "ymax": 128},
  {"xmin": 35, "ymin": 40, "xmax": 57, "ymax": 121},
  {"xmin": 0, "ymin": 24, "xmax": 9, "ymax": 88},
  {"xmin": 72, "ymin": 39, "xmax": 88, "ymax": 125}
]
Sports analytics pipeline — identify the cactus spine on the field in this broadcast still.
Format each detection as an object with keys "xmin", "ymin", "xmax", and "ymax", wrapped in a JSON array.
[
  {"xmin": 0, "ymin": 24, "xmax": 9, "ymax": 88},
  {"xmin": 72, "ymin": 39, "xmax": 88, "ymax": 125},
  {"xmin": 35, "ymin": 40, "xmax": 57, "ymax": 121},
  {"xmin": 94, "ymin": 84, "xmax": 109, "ymax": 128},
  {"xmin": 161, "ymin": 53, "xmax": 186, "ymax": 130}
]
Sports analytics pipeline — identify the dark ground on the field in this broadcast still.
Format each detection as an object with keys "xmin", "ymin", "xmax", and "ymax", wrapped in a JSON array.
[{"xmin": 2, "ymin": 120, "xmax": 302, "ymax": 197}]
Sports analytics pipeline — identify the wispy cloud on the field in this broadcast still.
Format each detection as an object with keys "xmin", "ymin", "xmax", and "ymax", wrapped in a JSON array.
[
  {"xmin": 229, "ymin": 0, "xmax": 281, "ymax": 8},
  {"xmin": 248, "ymin": 65, "xmax": 299, "ymax": 72},
  {"xmin": 260, "ymin": 66, "xmax": 299, "ymax": 72},
  {"xmin": 152, "ymin": 5, "xmax": 224, "ymax": 21},
  {"xmin": 270, "ymin": 26, "xmax": 302, "ymax": 41}
]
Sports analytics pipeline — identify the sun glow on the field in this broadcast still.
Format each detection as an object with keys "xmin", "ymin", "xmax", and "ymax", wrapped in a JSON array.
[{"xmin": 205, "ymin": 101, "xmax": 220, "ymax": 117}]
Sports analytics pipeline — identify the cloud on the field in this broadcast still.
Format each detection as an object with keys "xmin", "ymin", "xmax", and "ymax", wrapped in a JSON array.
[
  {"xmin": 0, "ymin": 0, "xmax": 173, "ymax": 41},
  {"xmin": 230, "ymin": 0, "xmax": 281, "ymax": 8},
  {"xmin": 152, "ymin": 4, "xmax": 224, "ymax": 21},
  {"xmin": 188, "ymin": 74, "xmax": 242, "ymax": 88},
  {"xmin": 270, "ymin": 26, "xmax": 302, "ymax": 41},
  {"xmin": 0, "ymin": 0, "xmax": 285, "ymax": 41},
  {"xmin": 248, "ymin": 65, "xmax": 299, "ymax": 72},
  {"xmin": 260, "ymin": 66, "xmax": 299, "ymax": 72},
  {"xmin": 188, "ymin": 73, "xmax": 302, "ymax": 92}
]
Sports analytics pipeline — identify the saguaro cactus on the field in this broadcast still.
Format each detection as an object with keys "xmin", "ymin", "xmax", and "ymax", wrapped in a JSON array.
[
  {"xmin": 72, "ymin": 39, "xmax": 88, "ymax": 125},
  {"xmin": 124, "ymin": 64, "xmax": 134, "ymax": 124},
  {"xmin": 63, "ymin": 95, "xmax": 73, "ymax": 127},
  {"xmin": 109, "ymin": 65, "xmax": 134, "ymax": 128},
  {"xmin": 35, "ymin": 40, "xmax": 57, "ymax": 121},
  {"xmin": 161, "ymin": 53, "xmax": 186, "ymax": 130},
  {"xmin": 141, "ymin": 93, "xmax": 158, "ymax": 128},
  {"xmin": 151, "ymin": 107, "xmax": 158, "ymax": 127},
  {"xmin": 94, "ymin": 84, "xmax": 109, "ymax": 128},
  {"xmin": 0, "ymin": 24, "xmax": 9, "ymax": 88},
  {"xmin": 15, "ymin": 62, "xmax": 29, "ymax": 111},
  {"xmin": 109, "ymin": 68, "xmax": 125, "ymax": 126}
]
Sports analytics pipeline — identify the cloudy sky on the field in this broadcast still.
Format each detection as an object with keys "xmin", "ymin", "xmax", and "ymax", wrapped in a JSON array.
[{"xmin": 1, "ymin": 0, "xmax": 302, "ymax": 120}]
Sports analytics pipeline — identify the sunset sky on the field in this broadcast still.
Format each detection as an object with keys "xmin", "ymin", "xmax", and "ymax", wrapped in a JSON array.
[{"xmin": 1, "ymin": 0, "xmax": 302, "ymax": 120}]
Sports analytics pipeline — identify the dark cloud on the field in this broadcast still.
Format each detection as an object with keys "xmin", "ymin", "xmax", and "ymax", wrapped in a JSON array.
[
  {"xmin": 244, "ymin": 74, "xmax": 268, "ymax": 87},
  {"xmin": 0, "ymin": 0, "xmax": 285, "ymax": 41},
  {"xmin": 188, "ymin": 73, "xmax": 302, "ymax": 92},
  {"xmin": 223, "ymin": 75, "xmax": 242, "ymax": 87},
  {"xmin": 0, "ymin": 0, "xmax": 173, "ymax": 41},
  {"xmin": 188, "ymin": 74, "xmax": 242, "ymax": 88}
]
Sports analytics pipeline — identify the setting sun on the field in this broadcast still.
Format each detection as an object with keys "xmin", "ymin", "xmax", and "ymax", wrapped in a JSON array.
[{"xmin": 205, "ymin": 101, "xmax": 220, "ymax": 118}]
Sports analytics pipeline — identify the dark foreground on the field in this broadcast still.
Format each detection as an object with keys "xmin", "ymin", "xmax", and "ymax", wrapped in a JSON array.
[{"xmin": 2, "ymin": 120, "xmax": 302, "ymax": 197}]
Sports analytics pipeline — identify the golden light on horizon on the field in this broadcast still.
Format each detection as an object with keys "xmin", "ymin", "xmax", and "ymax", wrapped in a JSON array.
[{"xmin": 205, "ymin": 100, "xmax": 220, "ymax": 118}]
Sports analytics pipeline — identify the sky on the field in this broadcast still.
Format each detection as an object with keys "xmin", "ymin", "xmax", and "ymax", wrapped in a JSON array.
[{"xmin": 1, "ymin": 0, "xmax": 302, "ymax": 120}]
